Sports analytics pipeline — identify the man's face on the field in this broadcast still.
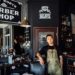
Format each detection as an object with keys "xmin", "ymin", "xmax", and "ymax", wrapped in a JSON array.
[{"xmin": 46, "ymin": 36, "xmax": 54, "ymax": 45}]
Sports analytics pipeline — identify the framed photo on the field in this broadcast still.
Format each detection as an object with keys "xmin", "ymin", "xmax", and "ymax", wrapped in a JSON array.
[{"xmin": 33, "ymin": 27, "xmax": 58, "ymax": 53}]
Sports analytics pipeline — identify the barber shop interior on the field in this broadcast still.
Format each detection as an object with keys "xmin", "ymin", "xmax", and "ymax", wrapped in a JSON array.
[{"xmin": 0, "ymin": 0, "xmax": 75, "ymax": 75}]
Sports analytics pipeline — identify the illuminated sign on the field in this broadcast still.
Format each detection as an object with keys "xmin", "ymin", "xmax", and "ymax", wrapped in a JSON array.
[
  {"xmin": 39, "ymin": 6, "xmax": 51, "ymax": 19},
  {"xmin": 0, "ymin": 0, "xmax": 22, "ymax": 23}
]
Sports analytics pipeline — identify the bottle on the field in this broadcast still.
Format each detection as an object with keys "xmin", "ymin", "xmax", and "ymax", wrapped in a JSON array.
[{"xmin": 8, "ymin": 54, "xmax": 13, "ymax": 64}]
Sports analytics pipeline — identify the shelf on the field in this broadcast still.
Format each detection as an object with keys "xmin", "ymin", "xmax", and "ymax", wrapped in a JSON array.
[{"xmin": 59, "ymin": 15, "xmax": 72, "ymax": 49}]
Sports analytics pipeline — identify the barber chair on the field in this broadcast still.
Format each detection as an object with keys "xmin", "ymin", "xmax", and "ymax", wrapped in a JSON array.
[{"xmin": 30, "ymin": 62, "xmax": 45, "ymax": 75}]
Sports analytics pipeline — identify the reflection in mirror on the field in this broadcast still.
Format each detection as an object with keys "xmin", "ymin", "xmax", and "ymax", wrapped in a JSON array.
[
  {"xmin": 13, "ymin": 25, "xmax": 31, "ymax": 56},
  {"xmin": 13, "ymin": 25, "xmax": 33, "ymax": 61},
  {"xmin": 0, "ymin": 24, "xmax": 32, "ymax": 59},
  {"xmin": 13, "ymin": 26, "xmax": 25, "ymax": 55}
]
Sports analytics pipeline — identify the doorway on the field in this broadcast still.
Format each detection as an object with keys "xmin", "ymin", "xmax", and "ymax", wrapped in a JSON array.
[{"xmin": 0, "ymin": 24, "xmax": 13, "ymax": 55}]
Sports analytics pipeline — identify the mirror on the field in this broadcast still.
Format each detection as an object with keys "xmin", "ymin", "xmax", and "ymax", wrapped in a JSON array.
[
  {"xmin": 13, "ymin": 25, "xmax": 31, "ymax": 56},
  {"xmin": 0, "ymin": 24, "xmax": 32, "ymax": 58}
]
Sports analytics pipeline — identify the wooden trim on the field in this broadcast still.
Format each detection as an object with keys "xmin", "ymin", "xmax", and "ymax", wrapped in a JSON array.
[{"xmin": 33, "ymin": 27, "xmax": 58, "ymax": 53}]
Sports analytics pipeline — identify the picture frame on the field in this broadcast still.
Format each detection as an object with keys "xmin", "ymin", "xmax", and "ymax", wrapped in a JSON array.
[{"xmin": 33, "ymin": 27, "xmax": 58, "ymax": 53}]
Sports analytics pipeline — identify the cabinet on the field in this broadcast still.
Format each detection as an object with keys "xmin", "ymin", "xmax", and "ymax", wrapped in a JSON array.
[
  {"xmin": 59, "ymin": 15, "xmax": 72, "ymax": 51},
  {"xmin": 65, "ymin": 55, "xmax": 75, "ymax": 75}
]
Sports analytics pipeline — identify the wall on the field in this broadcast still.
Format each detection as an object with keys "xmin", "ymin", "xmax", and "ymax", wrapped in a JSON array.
[
  {"xmin": 28, "ymin": 0, "xmax": 59, "ymax": 27},
  {"xmin": 15, "ymin": 0, "xmax": 59, "ymax": 27},
  {"xmin": 71, "ymin": 13, "xmax": 75, "ymax": 34},
  {"xmin": 16, "ymin": 0, "xmax": 28, "ymax": 20}
]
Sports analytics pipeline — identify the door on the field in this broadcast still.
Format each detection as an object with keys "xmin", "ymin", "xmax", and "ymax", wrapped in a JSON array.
[
  {"xmin": 33, "ymin": 27, "xmax": 58, "ymax": 54},
  {"xmin": 3, "ymin": 25, "xmax": 13, "ymax": 55}
]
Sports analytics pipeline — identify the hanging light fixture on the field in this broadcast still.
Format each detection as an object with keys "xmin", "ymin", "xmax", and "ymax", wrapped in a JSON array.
[{"xmin": 20, "ymin": 17, "xmax": 31, "ymax": 28}]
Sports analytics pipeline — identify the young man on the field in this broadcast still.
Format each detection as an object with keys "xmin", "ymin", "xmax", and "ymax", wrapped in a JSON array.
[{"xmin": 36, "ymin": 34, "xmax": 63, "ymax": 75}]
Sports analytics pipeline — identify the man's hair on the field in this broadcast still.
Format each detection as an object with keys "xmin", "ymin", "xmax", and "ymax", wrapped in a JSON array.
[{"xmin": 46, "ymin": 34, "xmax": 53, "ymax": 39}]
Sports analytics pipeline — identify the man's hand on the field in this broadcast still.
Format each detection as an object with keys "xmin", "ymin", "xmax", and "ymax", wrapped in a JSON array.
[
  {"xmin": 36, "ymin": 52, "xmax": 44, "ymax": 65},
  {"xmin": 39, "ymin": 57, "xmax": 44, "ymax": 65}
]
